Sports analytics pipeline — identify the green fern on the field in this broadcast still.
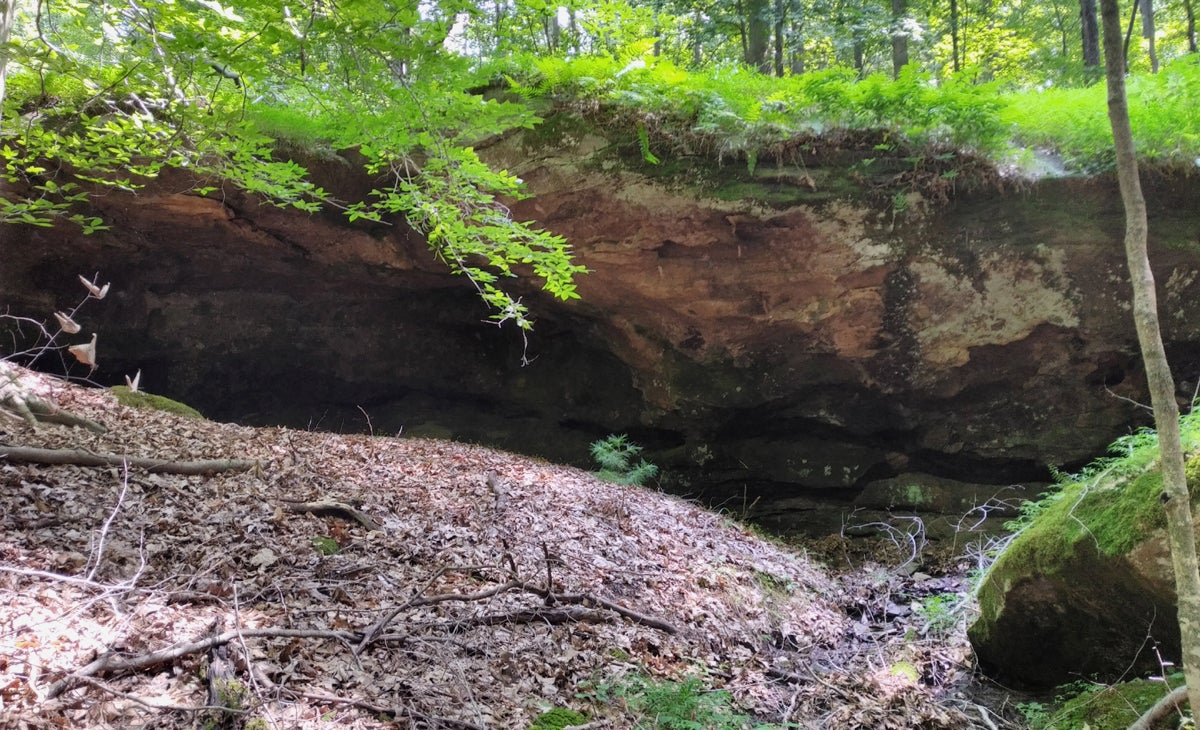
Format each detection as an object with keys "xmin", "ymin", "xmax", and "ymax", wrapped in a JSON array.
[
  {"xmin": 590, "ymin": 434, "xmax": 659, "ymax": 486},
  {"xmin": 636, "ymin": 124, "xmax": 660, "ymax": 165}
]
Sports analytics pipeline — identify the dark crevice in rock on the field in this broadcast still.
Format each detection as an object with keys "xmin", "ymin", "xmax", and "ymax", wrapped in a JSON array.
[{"xmin": 6, "ymin": 131, "xmax": 1200, "ymax": 537}]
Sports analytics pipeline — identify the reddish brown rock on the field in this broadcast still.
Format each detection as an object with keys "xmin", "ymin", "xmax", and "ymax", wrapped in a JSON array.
[{"xmin": 3, "ymin": 130, "xmax": 1200, "ymax": 507}]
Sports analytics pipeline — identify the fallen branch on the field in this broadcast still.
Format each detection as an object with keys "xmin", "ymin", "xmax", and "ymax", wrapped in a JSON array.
[
  {"xmin": 250, "ymin": 665, "xmax": 488, "ymax": 730},
  {"xmin": 431, "ymin": 606, "xmax": 613, "ymax": 631},
  {"xmin": 70, "ymin": 676, "xmax": 245, "ymax": 715},
  {"xmin": 553, "ymin": 591, "xmax": 679, "ymax": 635},
  {"xmin": 358, "ymin": 578, "xmax": 678, "ymax": 652},
  {"xmin": 280, "ymin": 500, "xmax": 381, "ymax": 531},
  {"xmin": 47, "ymin": 627, "xmax": 357, "ymax": 699},
  {"xmin": 0, "ymin": 446, "xmax": 259, "ymax": 475}
]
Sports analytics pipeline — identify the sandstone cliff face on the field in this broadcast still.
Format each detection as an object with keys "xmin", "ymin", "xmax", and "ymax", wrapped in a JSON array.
[{"xmin": 3, "ymin": 127, "xmax": 1200, "ymax": 513}]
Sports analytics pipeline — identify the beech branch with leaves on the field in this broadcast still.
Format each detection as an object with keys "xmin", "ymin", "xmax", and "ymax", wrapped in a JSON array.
[{"xmin": 0, "ymin": 0, "xmax": 584, "ymax": 329}]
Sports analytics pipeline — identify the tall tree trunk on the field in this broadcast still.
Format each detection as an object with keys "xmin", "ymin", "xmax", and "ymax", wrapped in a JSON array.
[
  {"xmin": 736, "ymin": 0, "xmax": 750, "ymax": 64},
  {"xmin": 744, "ymin": 0, "xmax": 773, "ymax": 72},
  {"xmin": 790, "ymin": 17, "xmax": 806, "ymax": 73},
  {"xmin": 774, "ymin": 0, "xmax": 785, "ymax": 76},
  {"xmin": 0, "ymin": 0, "xmax": 17, "ymax": 134},
  {"xmin": 1080, "ymin": 0, "xmax": 1101, "ymax": 71},
  {"xmin": 950, "ymin": 0, "xmax": 961, "ymax": 72},
  {"xmin": 1141, "ymin": 0, "xmax": 1158, "ymax": 72},
  {"xmin": 543, "ymin": 13, "xmax": 560, "ymax": 54},
  {"xmin": 1052, "ymin": 0, "xmax": 1067, "ymax": 57},
  {"xmin": 1125, "ymin": 1, "xmax": 1139, "ymax": 71},
  {"xmin": 1185, "ymin": 0, "xmax": 1197, "ymax": 52},
  {"xmin": 569, "ymin": 8, "xmax": 580, "ymax": 55},
  {"xmin": 1100, "ymin": 0, "xmax": 1200, "ymax": 715},
  {"xmin": 892, "ymin": 0, "xmax": 909, "ymax": 77},
  {"xmin": 692, "ymin": 9, "xmax": 703, "ymax": 66}
]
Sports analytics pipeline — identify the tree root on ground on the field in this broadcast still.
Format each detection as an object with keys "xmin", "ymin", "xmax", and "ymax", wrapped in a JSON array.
[
  {"xmin": 0, "ymin": 388, "xmax": 106, "ymax": 433},
  {"xmin": 279, "ymin": 499, "xmax": 381, "ymax": 531},
  {"xmin": 0, "ymin": 445, "xmax": 259, "ymax": 474}
]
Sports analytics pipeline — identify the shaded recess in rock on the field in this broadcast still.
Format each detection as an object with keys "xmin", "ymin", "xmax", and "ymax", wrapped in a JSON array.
[{"xmin": 5, "ymin": 117, "xmax": 1200, "ymax": 533}]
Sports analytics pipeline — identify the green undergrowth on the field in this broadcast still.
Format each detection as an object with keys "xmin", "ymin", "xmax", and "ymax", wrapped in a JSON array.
[
  {"xmin": 1021, "ymin": 673, "xmax": 1186, "ymax": 730},
  {"xmin": 578, "ymin": 673, "xmax": 778, "ymax": 729},
  {"xmin": 998, "ymin": 408, "xmax": 1200, "ymax": 574},
  {"xmin": 496, "ymin": 54, "xmax": 1009, "ymax": 165},
  {"xmin": 1001, "ymin": 55, "xmax": 1200, "ymax": 173},
  {"xmin": 484, "ymin": 53, "xmax": 1200, "ymax": 177}
]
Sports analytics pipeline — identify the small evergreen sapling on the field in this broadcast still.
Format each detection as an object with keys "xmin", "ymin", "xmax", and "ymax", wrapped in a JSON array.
[{"xmin": 590, "ymin": 434, "xmax": 659, "ymax": 486}]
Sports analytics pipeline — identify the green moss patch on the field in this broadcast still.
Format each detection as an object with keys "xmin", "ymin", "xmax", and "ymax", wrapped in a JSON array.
[
  {"xmin": 526, "ymin": 708, "xmax": 587, "ymax": 730},
  {"xmin": 1040, "ymin": 676, "xmax": 1183, "ymax": 730},
  {"xmin": 110, "ymin": 385, "xmax": 204, "ymax": 419},
  {"xmin": 1002, "ymin": 466, "xmax": 1165, "ymax": 575}
]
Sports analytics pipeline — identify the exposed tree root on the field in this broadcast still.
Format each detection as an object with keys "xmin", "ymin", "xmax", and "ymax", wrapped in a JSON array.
[
  {"xmin": 1129, "ymin": 684, "xmax": 1188, "ymax": 730},
  {"xmin": 279, "ymin": 499, "xmax": 381, "ymax": 531},
  {"xmin": 0, "ymin": 390, "xmax": 106, "ymax": 433},
  {"xmin": 0, "ymin": 445, "xmax": 258, "ymax": 474}
]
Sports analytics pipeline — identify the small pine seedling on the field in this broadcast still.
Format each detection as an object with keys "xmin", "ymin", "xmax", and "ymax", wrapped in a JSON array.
[{"xmin": 590, "ymin": 434, "xmax": 659, "ymax": 486}]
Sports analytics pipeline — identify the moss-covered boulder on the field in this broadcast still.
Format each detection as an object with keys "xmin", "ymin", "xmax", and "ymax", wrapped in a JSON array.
[
  {"xmin": 1037, "ymin": 675, "xmax": 1183, "ymax": 730},
  {"xmin": 110, "ymin": 385, "xmax": 205, "ymax": 419},
  {"xmin": 968, "ymin": 457, "xmax": 1192, "ymax": 688}
]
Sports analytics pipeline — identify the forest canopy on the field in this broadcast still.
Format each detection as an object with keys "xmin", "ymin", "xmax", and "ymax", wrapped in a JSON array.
[{"xmin": 1, "ymin": 0, "xmax": 1198, "ymax": 323}]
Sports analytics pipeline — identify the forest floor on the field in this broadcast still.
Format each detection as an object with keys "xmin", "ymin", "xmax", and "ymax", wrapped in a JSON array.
[{"xmin": 0, "ymin": 364, "xmax": 1024, "ymax": 729}]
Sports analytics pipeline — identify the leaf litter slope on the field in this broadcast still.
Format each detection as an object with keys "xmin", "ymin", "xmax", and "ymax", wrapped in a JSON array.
[{"xmin": 0, "ymin": 365, "xmax": 969, "ymax": 728}]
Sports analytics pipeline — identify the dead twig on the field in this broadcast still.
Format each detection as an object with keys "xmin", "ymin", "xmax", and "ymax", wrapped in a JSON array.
[
  {"xmin": 279, "ymin": 499, "xmax": 381, "ymax": 531},
  {"xmin": 356, "ymin": 576, "xmax": 679, "ymax": 653},
  {"xmin": 86, "ymin": 463, "xmax": 131, "ymax": 582},
  {"xmin": 0, "ymin": 445, "xmax": 259, "ymax": 474},
  {"xmin": 250, "ymin": 666, "xmax": 488, "ymax": 730},
  {"xmin": 47, "ymin": 627, "xmax": 359, "ymax": 699},
  {"xmin": 69, "ymin": 675, "xmax": 246, "ymax": 715}
]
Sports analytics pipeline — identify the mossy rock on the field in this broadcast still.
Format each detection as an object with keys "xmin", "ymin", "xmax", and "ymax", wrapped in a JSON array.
[
  {"xmin": 969, "ymin": 450, "xmax": 1200, "ymax": 688},
  {"xmin": 526, "ymin": 708, "xmax": 587, "ymax": 730},
  {"xmin": 110, "ymin": 385, "xmax": 204, "ymax": 419},
  {"xmin": 1040, "ymin": 676, "xmax": 1183, "ymax": 730}
]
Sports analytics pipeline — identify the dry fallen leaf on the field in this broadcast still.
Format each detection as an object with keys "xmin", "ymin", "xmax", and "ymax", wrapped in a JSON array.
[
  {"xmin": 67, "ymin": 333, "xmax": 97, "ymax": 367},
  {"xmin": 53, "ymin": 312, "xmax": 82, "ymax": 334}
]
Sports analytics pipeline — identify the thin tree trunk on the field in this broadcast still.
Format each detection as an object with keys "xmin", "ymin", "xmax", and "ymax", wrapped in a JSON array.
[
  {"xmin": 736, "ymin": 0, "xmax": 750, "ymax": 65},
  {"xmin": 1100, "ymin": 0, "xmax": 1200, "ymax": 716},
  {"xmin": 1186, "ymin": 0, "xmax": 1198, "ymax": 53},
  {"xmin": 1124, "ymin": 1, "xmax": 1138, "ymax": 71},
  {"xmin": 1053, "ymin": 0, "xmax": 1068, "ymax": 58},
  {"xmin": 0, "ymin": 0, "xmax": 18, "ymax": 136},
  {"xmin": 774, "ymin": 0, "xmax": 785, "ymax": 76},
  {"xmin": 1081, "ymin": 0, "xmax": 1101, "ymax": 71},
  {"xmin": 1141, "ymin": 0, "xmax": 1158, "ymax": 72},
  {"xmin": 950, "ymin": 0, "xmax": 961, "ymax": 72},
  {"xmin": 789, "ymin": 13, "xmax": 805, "ymax": 73},
  {"xmin": 892, "ymin": 0, "xmax": 909, "ymax": 77}
]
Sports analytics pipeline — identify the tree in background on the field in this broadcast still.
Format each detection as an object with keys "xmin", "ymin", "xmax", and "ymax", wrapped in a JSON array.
[
  {"xmin": 0, "ymin": 0, "xmax": 585, "ymax": 334},
  {"xmin": 0, "ymin": 0, "xmax": 14, "ymax": 127},
  {"xmin": 1100, "ymin": 0, "xmax": 1200, "ymax": 714},
  {"xmin": 1081, "ymin": 0, "xmax": 1101, "ymax": 74}
]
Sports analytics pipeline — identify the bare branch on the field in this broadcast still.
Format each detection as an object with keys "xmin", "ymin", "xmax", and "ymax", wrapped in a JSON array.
[{"xmin": 0, "ymin": 445, "xmax": 258, "ymax": 474}]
